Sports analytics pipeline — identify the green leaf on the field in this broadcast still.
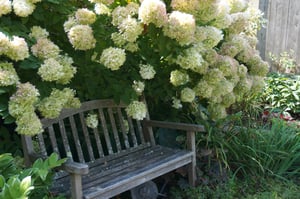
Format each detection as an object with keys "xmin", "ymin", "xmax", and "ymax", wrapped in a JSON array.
[
  {"xmin": 20, "ymin": 176, "xmax": 33, "ymax": 195},
  {"xmin": 38, "ymin": 169, "xmax": 49, "ymax": 181},
  {"xmin": 0, "ymin": 175, "xmax": 5, "ymax": 189},
  {"xmin": 4, "ymin": 116, "xmax": 15, "ymax": 124},
  {"xmin": 19, "ymin": 59, "xmax": 40, "ymax": 69}
]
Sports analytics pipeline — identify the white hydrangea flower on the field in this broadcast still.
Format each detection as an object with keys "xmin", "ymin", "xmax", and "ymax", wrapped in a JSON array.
[
  {"xmin": 12, "ymin": 0, "xmax": 36, "ymax": 17},
  {"xmin": 170, "ymin": 0, "xmax": 198, "ymax": 13},
  {"xmin": 132, "ymin": 80, "xmax": 145, "ymax": 95},
  {"xmin": 170, "ymin": 70, "xmax": 189, "ymax": 87},
  {"xmin": 139, "ymin": 64, "xmax": 156, "ymax": 80},
  {"xmin": 193, "ymin": 80, "xmax": 213, "ymax": 99},
  {"xmin": 31, "ymin": 38, "xmax": 60, "ymax": 59},
  {"xmin": 180, "ymin": 87, "xmax": 195, "ymax": 103},
  {"xmin": 15, "ymin": 112, "xmax": 43, "ymax": 135},
  {"xmin": 75, "ymin": 8, "xmax": 96, "ymax": 25},
  {"xmin": 200, "ymin": 26, "xmax": 224, "ymax": 48},
  {"xmin": 38, "ymin": 88, "xmax": 80, "ymax": 119},
  {"xmin": 0, "ymin": 0, "xmax": 12, "ymax": 17},
  {"xmin": 94, "ymin": 3, "xmax": 111, "ymax": 15},
  {"xmin": 125, "ymin": 100, "xmax": 147, "ymax": 120},
  {"xmin": 163, "ymin": 11, "xmax": 196, "ymax": 46},
  {"xmin": 111, "ymin": 6, "xmax": 131, "ymax": 27},
  {"xmin": 8, "ymin": 82, "xmax": 40, "ymax": 118},
  {"xmin": 0, "ymin": 62, "xmax": 19, "ymax": 86},
  {"xmin": 175, "ymin": 47, "xmax": 206, "ymax": 74},
  {"xmin": 0, "ymin": 32, "xmax": 10, "ymax": 55},
  {"xmin": 138, "ymin": 0, "xmax": 168, "ymax": 27},
  {"xmin": 38, "ymin": 56, "xmax": 76, "ymax": 84},
  {"xmin": 207, "ymin": 103, "xmax": 227, "ymax": 120},
  {"xmin": 68, "ymin": 25, "xmax": 96, "ymax": 50},
  {"xmin": 85, "ymin": 113, "xmax": 99, "ymax": 129},
  {"xmin": 229, "ymin": 0, "xmax": 248, "ymax": 13},
  {"xmin": 29, "ymin": 26, "xmax": 49, "ymax": 40},
  {"xmin": 7, "ymin": 36, "xmax": 29, "ymax": 61},
  {"xmin": 100, "ymin": 47, "xmax": 126, "ymax": 71},
  {"xmin": 64, "ymin": 16, "xmax": 79, "ymax": 33},
  {"xmin": 118, "ymin": 16, "xmax": 143, "ymax": 43},
  {"xmin": 124, "ymin": 42, "xmax": 139, "ymax": 52},
  {"xmin": 111, "ymin": 32, "xmax": 127, "ymax": 47},
  {"xmin": 172, "ymin": 97, "xmax": 182, "ymax": 109}
]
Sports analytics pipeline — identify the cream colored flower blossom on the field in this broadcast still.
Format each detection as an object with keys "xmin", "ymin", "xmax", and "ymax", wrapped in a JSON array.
[
  {"xmin": 124, "ymin": 42, "xmax": 139, "ymax": 52},
  {"xmin": 172, "ymin": 97, "xmax": 182, "ymax": 109},
  {"xmin": 229, "ymin": 0, "xmax": 248, "ymax": 13},
  {"xmin": 29, "ymin": 26, "xmax": 49, "ymax": 40},
  {"xmin": 38, "ymin": 56, "xmax": 76, "ymax": 84},
  {"xmin": 111, "ymin": 32, "xmax": 127, "ymax": 47},
  {"xmin": 112, "ymin": 6, "xmax": 130, "ymax": 27},
  {"xmin": 7, "ymin": 36, "xmax": 29, "ymax": 61},
  {"xmin": 132, "ymin": 80, "xmax": 145, "ymax": 95},
  {"xmin": 170, "ymin": 70, "xmax": 189, "ymax": 87},
  {"xmin": 0, "ymin": 62, "xmax": 19, "ymax": 86},
  {"xmin": 163, "ymin": 11, "xmax": 196, "ymax": 46},
  {"xmin": 85, "ymin": 113, "xmax": 99, "ymax": 128},
  {"xmin": 15, "ymin": 112, "xmax": 43, "ymax": 135},
  {"xmin": 100, "ymin": 47, "xmax": 126, "ymax": 71},
  {"xmin": 176, "ymin": 47, "xmax": 206, "ymax": 74},
  {"xmin": 0, "ymin": 32, "xmax": 10, "ymax": 55},
  {"xmin": 180, "ymin": 87, "xmax": 195, "ymax": 103},
  {"xmin": 64, "ymin": 16, "xmax": 79, "ymax": 33},
  {"xmin": 13, "ymin": 0, "xmax": 35, "ymax": 17},
  {"xmin": 8, "ymin": 82, "xmax": 39, "ymax": 118},
  {"xmin": 170, "ymin": 0, "xmax": 198, "ymax": 13},
  {"xmin": 200, "ymin": 26, "xmax": 223, "ymax": 48},
  {"xmin": 138, "ymin": 0, "xmax": 168, "ymax": 27},
  {"xmin": 68, "ymin": 25, "xmax": 96, "ymax": 50},
  {"xmin": 75, "ymin": 8, "xmax": 96, "ymax": 25},
  {"xmin": 139, "ymin": 64, "xmax": 156, "ymax": 80},
  {"xmin": 31, "ymin": 38, "xmax": 60, "ymax": 59},
  {"xmin": 118, "ymin": 16, "xmax": 143, "ymax": 43},
  {"xmin": 94, "ymin": 3, "xmax": 111, "ymax": 15},
  {"xmin": 193, "ymin": 80, "xmax": 213, "ymax": 99},
  {"xmin": 0, "ymin": 0, "xmax": 12, "ymax": 17},
  {"xmin": 38, "ymin": 88, "xmax": 80, "ymax": 118},
  {"xmin": 126, "ymin": 101, "xmax": 147, "ymax": 120}
]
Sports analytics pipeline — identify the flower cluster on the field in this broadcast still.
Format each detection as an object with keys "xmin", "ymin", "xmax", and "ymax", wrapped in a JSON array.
[
  {"xmin": 99, "ymin": 47, "xmax": 126, "ymax": 71},
  {"xmin": 139, "ymin": 64, "xmax": 156, "ymax": 80},
  {"xmin": 138, "ymin": 0, "xmax": 168, "ymax": 27},
  {"xmin": 0, "ymin": 34, "xmax": 29, "ymax": 61},
  {"xmin": 30, "ymin": 26, "xmax": 77, "ymax": 85},
  {"xmin": 163, "ymin": 11, "xmax": 196, "ymax": 46},
  {"xmin": 0, "ymin": 62, "xmax": 19, "ymax": 86},
  {"xmin": 132, "ymin": 81, "xmax": 145, "ymax": 95},
  {"xmin": 38, "ymin": 55, "xmax": 76, "ymax": 84},
  {"xmin": 180, "ymin": 88, "xmax": 195, "ymax": 103},
  {"xmin": 64, "ymin": 8, "xmax": 97, "ymax": 50},
  {"xmin": 170, "ymin": 70, "xmax": 189, "ymax": 87},
  {"xmin": 85, "ymin": 113, "xmax": 99, "ymax": 129},
  {"xmin": 37, "ymin": 88, "xmax": 81, "ymax": 119},
  {"xmin": 0, "ymin": 0, "xmax": 12, "ymax": 17},
  {"xmin": 12, "ymin": 0, "xmax": 41, "ymax": 17},
  {"xmin": 125, "ymin": 101, "xmax": 147, "ymax": 120},
  {"xmin": 8, "ymin": 83, "xmax": 42, "ymax": 135}
]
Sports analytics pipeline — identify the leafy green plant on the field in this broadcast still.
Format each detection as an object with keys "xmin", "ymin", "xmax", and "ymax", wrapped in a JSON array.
[
  {"xmin": 226, "ymin": 118, "xmax": 300, "ymax": 179},
  {"xmin": 261, "ymin": 73, "xmax": 300, "ymax": 114},
  {"xmin": 269, "ymin": 50, "xmax": 298, "ymax": 74},
  {"xmin": 0, "ymin": 153, "xmax": 66, "ymax": 199}
]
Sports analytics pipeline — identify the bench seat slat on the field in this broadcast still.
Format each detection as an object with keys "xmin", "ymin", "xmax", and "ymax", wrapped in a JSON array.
[{"xmin": 50, "ymin": 145, "xmax": 193, "ymax": 199}]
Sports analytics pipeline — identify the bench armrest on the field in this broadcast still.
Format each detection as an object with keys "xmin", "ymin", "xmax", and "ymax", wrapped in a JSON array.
[
  {"xmin": 143, "ymin": 120, "xmax": 205, "ymax": 132},
  {"xmin": 61, "ymin": 160, "xmax": 89, "ymax": 175}
]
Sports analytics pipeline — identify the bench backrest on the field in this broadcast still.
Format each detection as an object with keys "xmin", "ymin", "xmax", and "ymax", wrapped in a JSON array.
[{"xmin": 22, "ymin": 99, "xmax": 154, "ymax": 164}]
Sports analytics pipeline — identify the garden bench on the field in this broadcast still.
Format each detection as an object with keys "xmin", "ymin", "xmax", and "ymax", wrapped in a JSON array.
[{"xmin": 21, "ymin": 99, "xmax": 205, "ymax": 199}]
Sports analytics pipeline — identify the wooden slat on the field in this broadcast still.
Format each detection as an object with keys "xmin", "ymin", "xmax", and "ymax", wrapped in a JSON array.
[
  {"xmin": 79, "ymin": 113, "xmax": 95, "ymax": 161},
  {"xmin": 108, "ymin": 108, "xmax": 122, "ymax": 152},
  {"xmin": 98, "ymin": 108, "xmax": 113, "ymax": 155},
  {"xmin": 47, "ymin": 125, "xmax": 60, "ymax": 158},
  {"xmin": 37, "ymin": 133, "xmax": 47, "ymax": 157},
  {"xmin": 117, "ymin": 108, "xmax": 130, "ymax": 149},
  {"xmin": 69, "ymin": 116, "xmax": 85, "ymax": 163},
  {"xmin": 92, "ymin": 128, "xmax": 104, "ymax": 158},
  {"xmin": 58, "ymin": 120, "xmax": 73, "ymax": 160},
  {"xmin": 136, "ymin": 120, "xmax": 145, "ymax": 144},
  {"xmin": 127, "ymin": 116, "xmax": 138, "ymax": 147}
]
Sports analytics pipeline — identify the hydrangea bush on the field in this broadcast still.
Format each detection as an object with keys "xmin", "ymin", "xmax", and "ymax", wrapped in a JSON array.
[{"xmin": 0, "ymin": 0, "xmax": 268, "ymax": 135}]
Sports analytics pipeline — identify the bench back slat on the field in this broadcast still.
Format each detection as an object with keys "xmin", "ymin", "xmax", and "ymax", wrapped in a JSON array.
[{"xmin": 24, "ymin": 99, "xmax": 153, "ymax": 163}]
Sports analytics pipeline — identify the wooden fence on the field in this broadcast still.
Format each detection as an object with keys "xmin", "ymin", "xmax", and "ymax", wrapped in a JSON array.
[{"xmin": 257, "ymin": 0, "xmax": 300, "ymax": 72}]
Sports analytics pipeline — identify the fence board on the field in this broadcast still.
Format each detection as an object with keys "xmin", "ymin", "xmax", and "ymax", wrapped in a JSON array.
[{"xmin": 259, "ymin": 0, "xmax": 300, "ymax": 71}]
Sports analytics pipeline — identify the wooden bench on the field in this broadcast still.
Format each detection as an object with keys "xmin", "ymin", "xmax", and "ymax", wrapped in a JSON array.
[{"xmin": 21, "ymin": 99, "xmax": 205, "ymax": 199}]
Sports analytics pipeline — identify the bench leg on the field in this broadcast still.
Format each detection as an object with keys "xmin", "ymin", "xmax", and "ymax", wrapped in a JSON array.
[
  {"xmin": 188, "ymin": 157, "xmax": 196, "ymax": 186},
  {"xmin": 70, "ymin": 173, "xmax": 83, "ymax": 199},
  {"xmin": 187, "ymin": 131, "xmax": 196, "ymax": 186}
]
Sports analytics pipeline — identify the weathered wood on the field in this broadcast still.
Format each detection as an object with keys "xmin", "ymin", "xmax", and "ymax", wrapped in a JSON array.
[{"xmin": 22, "ymin": 99, "xmax": 204, "ymax": 199}]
